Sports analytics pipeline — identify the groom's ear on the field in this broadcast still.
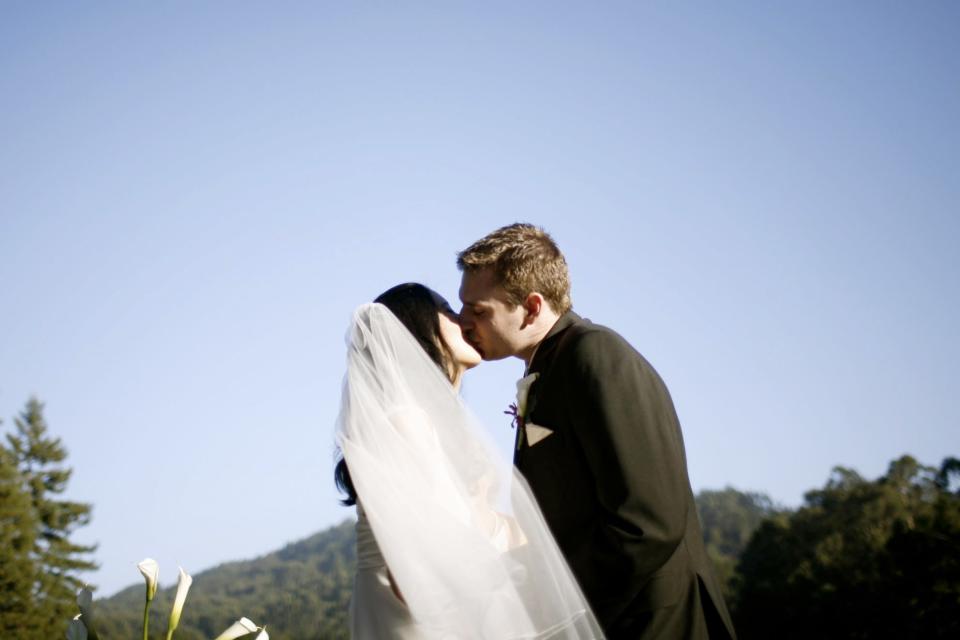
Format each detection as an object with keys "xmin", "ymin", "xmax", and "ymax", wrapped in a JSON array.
[{"xmin": 522, "ymin": 293, "xmax": 544, "ymax": 325}]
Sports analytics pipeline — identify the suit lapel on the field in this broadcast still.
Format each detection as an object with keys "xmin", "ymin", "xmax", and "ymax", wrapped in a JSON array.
[
  {"xmin": 528, "ymin": 311, "xmax": 581, "ymax": 377},
  {"xmin": 515, "ymin": 312, "xmax": 581, "ymax": 464}
]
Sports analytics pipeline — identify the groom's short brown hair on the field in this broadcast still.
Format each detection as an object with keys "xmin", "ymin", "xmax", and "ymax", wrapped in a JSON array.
[{"xmin": 457, "ymin": 223, "xmax": 572, "ymax": 314}]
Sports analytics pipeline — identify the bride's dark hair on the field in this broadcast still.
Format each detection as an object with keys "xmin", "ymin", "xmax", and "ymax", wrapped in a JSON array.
[{"xmin": 334, "ymin": 283, "xmax": 458, "ymax": 506}]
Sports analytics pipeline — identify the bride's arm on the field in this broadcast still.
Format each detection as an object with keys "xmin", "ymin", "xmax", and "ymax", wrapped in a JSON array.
[
  {"xmin": 390, "ymin": 405, "xmax": 528, "ymax": 552},
  {"xmin": 468, "ymin": 473, "xmax": 529, "ymax": 551}
]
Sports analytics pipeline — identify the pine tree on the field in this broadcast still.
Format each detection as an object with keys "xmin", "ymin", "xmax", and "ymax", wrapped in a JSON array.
[
  {"xmin": 4, "ymin": 397, "xmax": 98, "ymax": 638},
  {"xmin": 0, "ymin": 423, "xmax": 42, "ymax": 636}
]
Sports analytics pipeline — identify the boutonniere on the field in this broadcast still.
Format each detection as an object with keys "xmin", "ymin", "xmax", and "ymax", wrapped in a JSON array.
[{"xmin": 505, "ymin": 372, "xmax": 539, "ymax": 429}]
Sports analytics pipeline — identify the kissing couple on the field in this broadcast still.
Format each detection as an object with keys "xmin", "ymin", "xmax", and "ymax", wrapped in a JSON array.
[{"xmin": 334, "ymin": 224, "xmax": 736, "ymax": 640}]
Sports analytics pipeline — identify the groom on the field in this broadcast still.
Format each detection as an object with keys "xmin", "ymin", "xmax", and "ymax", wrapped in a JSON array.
[{"xmin": 457, "ymin": 224, "xmax": 736, "ymax": 639}]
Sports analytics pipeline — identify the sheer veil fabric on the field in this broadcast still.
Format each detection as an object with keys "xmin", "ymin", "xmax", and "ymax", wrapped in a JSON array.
[{"xmin": 336, "ymin": 303, "xmax": 603, "ymax": 639}]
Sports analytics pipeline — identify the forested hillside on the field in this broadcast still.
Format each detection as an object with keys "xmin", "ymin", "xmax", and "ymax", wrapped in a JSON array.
[{"xmin": 94, "ymin": 520, "xmax": 355, "ymax": 639}]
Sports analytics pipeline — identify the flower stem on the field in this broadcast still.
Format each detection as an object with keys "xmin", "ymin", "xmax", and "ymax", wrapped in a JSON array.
[{"xmin": 142, "ymin": 592, "xmax": 150, "ymax": 640}]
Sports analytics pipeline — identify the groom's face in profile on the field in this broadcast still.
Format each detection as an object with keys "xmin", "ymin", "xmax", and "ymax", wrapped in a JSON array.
[{"xmin": 458, "ymin": 268, "xmax": 528, "ymax": 361}]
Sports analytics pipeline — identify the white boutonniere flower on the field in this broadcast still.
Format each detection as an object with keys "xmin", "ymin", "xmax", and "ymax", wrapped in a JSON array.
[
  {"xmin": 515, "ymin": 372, "xmax": 540, "ymax": 418},
  {"xmin": 506, "ymin": 372, "xmax": 540, "ymax": 429}
]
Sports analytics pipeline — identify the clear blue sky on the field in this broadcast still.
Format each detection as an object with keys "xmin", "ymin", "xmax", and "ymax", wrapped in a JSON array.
[{"xmin": 2, "ymin": 2, "xmax": 957, "ymax": 597}]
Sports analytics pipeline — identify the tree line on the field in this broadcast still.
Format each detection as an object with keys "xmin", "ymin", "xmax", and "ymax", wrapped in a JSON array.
[{"xmin": 1, "ymin": 397, "xmax": 958, "ymax": 638}]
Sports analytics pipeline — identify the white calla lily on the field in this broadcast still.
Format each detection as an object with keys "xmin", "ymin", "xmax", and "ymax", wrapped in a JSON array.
[
  {"xmin": 515, "ymin": 372, "xmax": 540, "ymax": 417},
  {"xmin": 254, "ymin": 627, "xmax": 269, "ymax": 640},
  {"xmin": 164, "ymin": 567, "xmax": 193, "ymax": 640},
  {"xmin": 66, "ymin": 614, "xmax": 88, "ymax": 640},
  {"xmin": 213, "ymin": 617, "xmax": 259, "ymax": 640},
  {"xmin": 137, "ymin": 558, "xmax": 160, "ymax": 600},
  {"xmin": 137, "ymin": 558, "xmax": 160, "ymax": 640}
]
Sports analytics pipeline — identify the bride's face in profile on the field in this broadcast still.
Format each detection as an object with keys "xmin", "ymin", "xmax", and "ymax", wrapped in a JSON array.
[{"xmin": 438, "ymin": 308, "xmax": 482, "ymax": 370}]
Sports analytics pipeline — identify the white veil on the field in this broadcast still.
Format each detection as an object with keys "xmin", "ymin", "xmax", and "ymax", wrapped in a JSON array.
[{"xmin": 336, "ymin": 303, "xmax": 603, "ymax": 639}]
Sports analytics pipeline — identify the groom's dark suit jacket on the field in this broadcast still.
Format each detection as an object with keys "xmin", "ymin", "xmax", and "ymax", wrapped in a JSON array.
[{"xmin": 518, "ymin": 312, "xmax": 736, "ymax": 640}]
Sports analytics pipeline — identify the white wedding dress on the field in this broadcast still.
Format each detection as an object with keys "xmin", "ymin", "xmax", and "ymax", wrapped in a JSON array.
[
  {"xmin": 338, "ymin": 303, "xmax": 602, "ymax": 639},
  {"xmin": 350, "ymin": 501, "xmax": 420, "ymax": 638}
]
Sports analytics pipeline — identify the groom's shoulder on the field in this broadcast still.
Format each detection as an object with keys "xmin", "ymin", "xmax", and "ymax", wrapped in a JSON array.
[
  {"xmin": 562, "ymin": 315, "xmax": 662, "ymax": 385},
  {"xmin": 563, "ymin": 314, "xmax": 639, "ymax": 361}
]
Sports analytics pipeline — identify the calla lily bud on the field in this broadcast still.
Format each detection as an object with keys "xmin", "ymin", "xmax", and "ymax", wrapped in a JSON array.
[
  {"xmin": 254, "ymin": 627, "xmax": 269, "ymax": 640},
  {"xmin": 77, "ymin": 586, "xmax": 93, "ymax": 610},
  {"xmin": 66, "ymin": 615, "xmax": 88, "ymax": 640},
  {"xmin": 77, "ymin": 586, "xmax": 96, "ymax": 634},
  {"xmin": 138, "ymin": 558, "xmax": 160, "ymax": 600},
  {"xmin": 213, "ymin": 617, "xmax": 259, "ymax": 640},
  {"xmin": 165, "ymin": 567, "xmax": 193, "ymax": 639}
]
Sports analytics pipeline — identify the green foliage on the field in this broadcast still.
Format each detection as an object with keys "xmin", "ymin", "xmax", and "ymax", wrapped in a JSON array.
[
  {"xmin": 0, "ymin": 432, "xmax": 42, "ymax": 636},
  {"xmin": 0, "ymin": 397, "xmax": 98, "ymax": 639},
  {"xmin": 695, "ymin": 487, "xmax": 779, "ymax": 599},
  {"xmin": 734, "ymin": 455, "xmax": 960, "ymax": 639},
  {"xmin": 93, "ymin": 519, "xmax": 356, "ymax": 639}
]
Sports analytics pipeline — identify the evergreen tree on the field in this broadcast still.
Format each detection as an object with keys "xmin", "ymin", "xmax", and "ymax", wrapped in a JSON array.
[
  {"xmin": 4, "ymin": 397, "xmax": 98, "ymax": 638},
  {"xmin": 0, "ymin": 423, "xmax": 42, "ymax": 636}
]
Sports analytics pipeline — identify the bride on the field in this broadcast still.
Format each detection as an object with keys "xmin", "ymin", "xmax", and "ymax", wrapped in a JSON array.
[{"xmin": 334, "ymin": 283, "xmax": 602, "ymax": 639}]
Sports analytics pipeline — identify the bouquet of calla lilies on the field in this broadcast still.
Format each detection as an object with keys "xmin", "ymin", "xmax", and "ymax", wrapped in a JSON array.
[{"xmin": 66, "ymin": 558, "xmax": 268, "ymax": 640}]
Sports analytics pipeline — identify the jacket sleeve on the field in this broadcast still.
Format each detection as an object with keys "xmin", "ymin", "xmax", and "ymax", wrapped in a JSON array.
[{"xmin": 561, "ymin": 329, "xmax": 690, "ymax": 602}]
